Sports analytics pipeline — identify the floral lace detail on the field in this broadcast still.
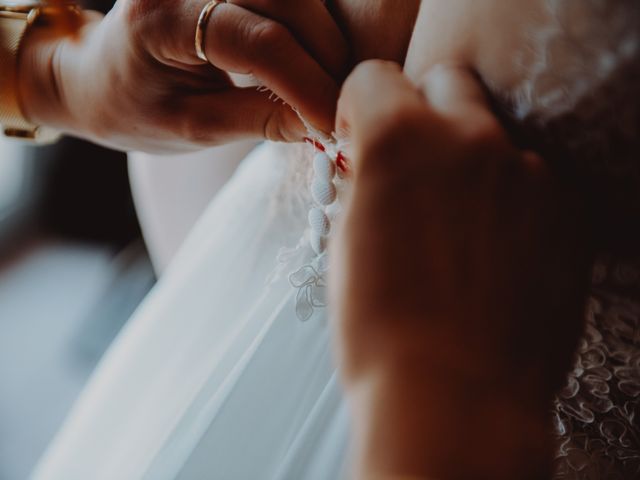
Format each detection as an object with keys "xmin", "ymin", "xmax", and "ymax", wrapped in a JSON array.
[
  {"xmin": 497, "ymin": 9, "xmax": 640, "ymax": 473},
  {"xmin": 264, "ymin": 142, "xmax": 348, "ymax": 321},
  {"xmin": 272, "ymin": 139, "xmax": 349, "ymax": 322},
  {"xmin": 289, "ymin": 264, "xmax": 328, "ymax": 322},
  {"xmin": 500, "ymin": 0, "xmax": 640, "ymax": 247},
  {"xmin": 511, "ymin": 0, "xmax": 639, "ymax": 123},
  {"xmin": 553, "ymin": 257, "xmax": 640, "ymax": 479}
]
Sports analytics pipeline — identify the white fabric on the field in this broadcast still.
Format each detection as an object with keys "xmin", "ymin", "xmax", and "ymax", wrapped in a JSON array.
[
  {"xmin": 128, "ymin": 141, "xmax": 257, "ymax": 275},
  {"xmin": 31, "ymin": 142, "xmax": 350, "ymax": 480}
]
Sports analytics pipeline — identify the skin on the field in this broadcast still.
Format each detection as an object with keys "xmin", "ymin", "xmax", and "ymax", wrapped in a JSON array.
[
  {"xmin": 16, "ymin": 0, "xmax": 546, "ymax": 152},
  {"xmin": 329, "ymin": 1, "xmax": 593, "ymax": 478},
  {"xmin": 331, "ymin": 61, "xmax": 592, "ymax": 480},
  {"xmin": 18, "ymin": 0, "xmax": 350, "ymax": 152},
  {"xmin": 332, "ymin": 0, "xmax": 551, "ymax": 88}
]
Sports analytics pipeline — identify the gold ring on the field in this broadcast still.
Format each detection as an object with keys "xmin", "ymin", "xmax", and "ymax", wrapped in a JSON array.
[{"xmin": 195, "ymin": 0, "xmax": 226, "ymax": 63}]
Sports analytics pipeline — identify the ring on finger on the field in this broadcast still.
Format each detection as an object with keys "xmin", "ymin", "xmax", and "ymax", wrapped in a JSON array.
[{"xmin": 195, "ymin": 0, "xmax": 226, "ymax": 63}]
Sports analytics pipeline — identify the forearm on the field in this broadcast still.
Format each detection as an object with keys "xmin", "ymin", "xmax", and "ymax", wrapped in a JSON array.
[{"xmin": 347, "ymin": 362, "xmax": 555, "ymax": 480}]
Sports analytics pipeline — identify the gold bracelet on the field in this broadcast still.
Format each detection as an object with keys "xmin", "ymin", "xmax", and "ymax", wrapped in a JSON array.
[{"xmin": 0, "ymin": 1, "xmax": 79, "ymax": 143}]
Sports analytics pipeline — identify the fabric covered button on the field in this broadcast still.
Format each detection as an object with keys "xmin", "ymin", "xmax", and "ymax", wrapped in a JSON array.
[
  {"xmin": 310, "ymin": 232, "xmax": 327, "ymax": 255},
  {"xmin": 308, "ymin": 208, "xmax": 331, "ymax": 236},
  {"xmin": 313, "ymin": 152, "xmax": 336, "ymax": 182},
  {"xmin": 311, "ymin": 179, "xmax": 337, "ymax": 206}
]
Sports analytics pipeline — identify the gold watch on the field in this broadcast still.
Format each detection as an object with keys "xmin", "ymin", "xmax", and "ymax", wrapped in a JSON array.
[{"xmin": 0, "ymin": 1, "xmax": 78, "ymax": 143}]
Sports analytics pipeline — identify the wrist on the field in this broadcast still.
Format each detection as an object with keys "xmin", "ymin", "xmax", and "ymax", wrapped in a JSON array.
[{"xmin": 17, "ymin": 10, "xmax": 98, "ymax": 134}]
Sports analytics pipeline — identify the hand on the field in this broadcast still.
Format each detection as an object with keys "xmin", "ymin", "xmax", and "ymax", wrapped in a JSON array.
[
  {"xmin": 18, "ymin": 0, "xmax": 348, "ymax": 152},
  {"xmin": 330, "ymin": 61, "xmax": 593, "ymax": 479}
]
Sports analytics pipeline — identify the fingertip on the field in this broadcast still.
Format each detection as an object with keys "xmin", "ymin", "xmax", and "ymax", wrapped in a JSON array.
[
  {"xmin": 352, "ymin": 58, "xmax": 404, "ymax": 76},
  {"xmin": 419, "ymin": 63, "xmax": 491, "ymax": 121},
  {"xmin": 342, "ymin": 60, "xmax": 404, "ymax": 97},
  {"xmin": 338, "ymin": 60, "xmax": 423, "ymax": 144},
  {"xmin": 201, "ymin": 88, "xmax": 307, "ymax": 143},
  {"xmin": 264, "ymin": 103, "xmax": 308, "ymax": 143},
  {"xmin": 421, "ymin": 63, "xmax": 486, "ymax": 100}
]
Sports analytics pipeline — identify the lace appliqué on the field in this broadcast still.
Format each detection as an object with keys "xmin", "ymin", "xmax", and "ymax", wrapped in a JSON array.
[
  {"xmin": 263, "ymin": 138, "xmax": 348, "ymax": 322},
  {"xmin": 275, "ymin": 227, "xmax": 331, "ymax": 322},
  {"xmin": 272, "ymin": 124, "xmax": 349, "ymax": 322},
  {"xmin": 553, "ymin": 257, "xmax": 640, "ymax": 479},
  {"xmin": 289, "ymin": 263, "xmax": 328, "ymax": 322}
]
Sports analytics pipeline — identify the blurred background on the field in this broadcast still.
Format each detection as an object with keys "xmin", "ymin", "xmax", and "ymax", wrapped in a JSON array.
[{"xmin": 0, "ymin": 2, "xmax": 158, "ymax": 478}]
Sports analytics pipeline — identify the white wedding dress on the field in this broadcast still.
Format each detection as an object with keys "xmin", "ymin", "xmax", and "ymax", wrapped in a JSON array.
[
  {"xmin": 31, "ymin": 142, "xmax": 351, "ymax": 480},
  {"xmin": 32, "ymin": 0, "xmax": 640, "ymax": 477}
]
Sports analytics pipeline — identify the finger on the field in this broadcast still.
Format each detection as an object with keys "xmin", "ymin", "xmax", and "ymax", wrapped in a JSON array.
[
  {"xmin": 419, "ymin": 64, "xmax": 502, "ymax": 139},
  {"xmin": 336, "ymin": 60, "xmax": 429, "ymax": 164},
  {"xmin": 205, "ymin": 2, "xmax": 340, "ymax": 133},
  {"xmin": 175, "ymin": 87, "xmax": 306, "ymax": 144},
  {"xmin": 229, "ymin": 0, "xmax": 349, "ymax": 79}
]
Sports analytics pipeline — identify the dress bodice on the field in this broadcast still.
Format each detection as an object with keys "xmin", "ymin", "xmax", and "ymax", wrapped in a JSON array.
[
  {"xmin": 493, "ymin": 6, "xmax": 640, "ymax": 473},
  {"xmin": 554, "ymin": 257, "xmax": 640, "ymax": 479}
]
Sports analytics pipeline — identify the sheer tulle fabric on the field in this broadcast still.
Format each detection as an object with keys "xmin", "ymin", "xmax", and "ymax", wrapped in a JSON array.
[
  {"xmin": 31, "ymin": 144, "xmax": 349, "ymax": 480},
  {"xmin": 31, "ymin": 142, "xmax": 640, "ymax": 480}
]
